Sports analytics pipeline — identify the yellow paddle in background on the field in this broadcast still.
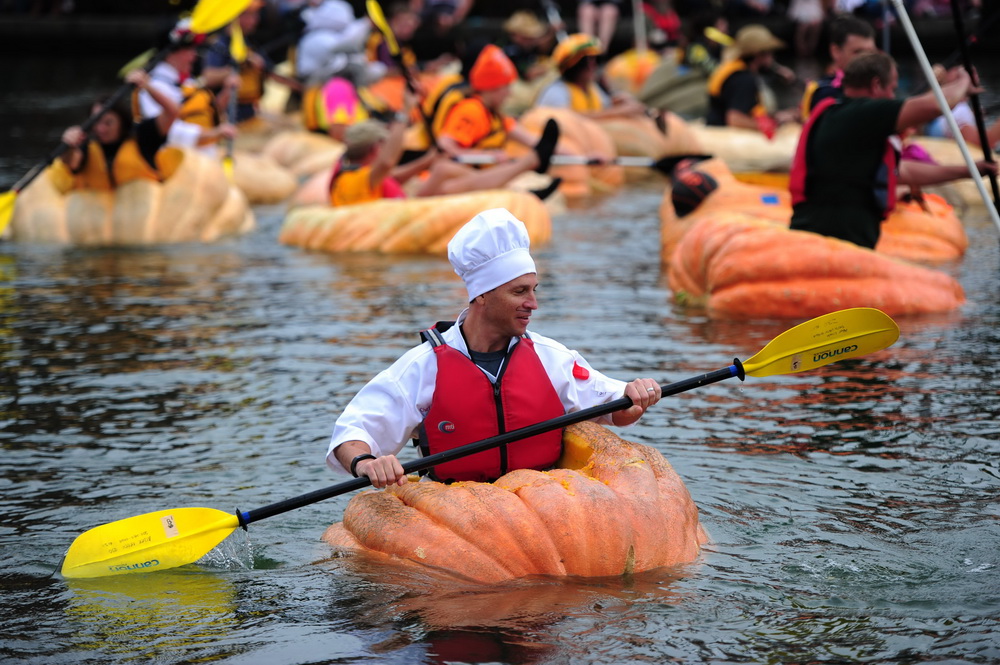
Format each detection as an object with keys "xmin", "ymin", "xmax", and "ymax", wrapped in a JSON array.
[
  {"xmin": 0, "ymin": 0, "xmax": 253, "ymax": 237},
  {"xmin": 222, "ymin": 21, "xmax": 248, "ymax": 181},
  {"xmin": 60, "ymin": 307, "xmax": 899, "ymax": 579}
]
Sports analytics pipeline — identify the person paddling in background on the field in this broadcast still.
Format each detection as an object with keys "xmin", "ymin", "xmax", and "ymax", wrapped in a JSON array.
[
  {"xmin": 789, "ymin": 52, "xmax": 998, "ymax": 250},
  {"xmin": 434, "ymin": 45, "xmax": 568, "ymax": 166},
  {"xmin": 328, "ymin": 209, "xmax": 662, "ymax": 487},
  {"xmin": 705, "ymin": 24, "xmax": 799, "ymax": 138},
  {"xmin": 800, "ymin": 15, "xmax": 877, "ymax": 121},
  {"xmin": 535, "ymin": 33, "xmax": 657, "ymax": 123},
  {"xmin": 135, "ymin": 18, "xmax": 238, "ymax": 156},
  {"xmin": 329, "ymin": 88, "xmax": 562, "ymax": 204},
  {"xmin": 56, "ymin": 70, "xmax": 182, "ymax": 191},
  {"xmin": 924, "ymin": 64, "xmax": 1000, "ymax": 150}
]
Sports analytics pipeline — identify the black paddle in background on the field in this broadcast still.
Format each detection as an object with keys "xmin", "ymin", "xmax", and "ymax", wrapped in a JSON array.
[{"xmin": 949, "ymin": 0, "xmax": 1000, "ymax": 212}]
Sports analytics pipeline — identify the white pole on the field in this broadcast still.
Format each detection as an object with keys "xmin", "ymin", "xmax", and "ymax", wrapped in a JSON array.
[
  {"xmin": 631, "ymin": 0, "xmax": 647, "ymax": 54},
  {"xmin": 889, "ymin": 0, "xmax": 1000, "ymax": 231}
]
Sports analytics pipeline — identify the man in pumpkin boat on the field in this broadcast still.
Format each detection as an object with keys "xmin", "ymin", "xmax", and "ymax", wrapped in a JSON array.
[
  {"xmin": 54, "ymin": 69, "xmax": 182, "ymax": 191},
  {"xmin": 705, "ymin": 24, "xmax": 799, "ymax": 139},
  {"xmin": 535, "ymin": 33, "xmax": 664, "ymax": 125},
  {"xmin": 328, "ymin": 87, "xmax": 564, "ymax": 204},
  {"xmin": 327, "ymin": 209, "xmax": 663, "ymax": 488},
  {"xmin": 199, "ymin": 0, "xmax": 272, "ymax": 125},
  {"xmin": 789, "ymin": 51, "xmax": 998, "ymax": 250},
  {"xmin": 799, "ymin": 14, "xmax": 877, "ymax": 121},
  {"xmin": 134, "ymin": 18, "xmax": 238, "ymax": 157}
]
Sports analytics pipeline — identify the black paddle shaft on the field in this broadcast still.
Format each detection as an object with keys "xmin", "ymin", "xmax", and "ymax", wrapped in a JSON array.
[
  {"xmin": 949, "ymin": 0, "xmax": 1000, "ymax": 208},
  {"xmin": 237, "ymin": 360, "xmax": 745, "ymax": 527}
]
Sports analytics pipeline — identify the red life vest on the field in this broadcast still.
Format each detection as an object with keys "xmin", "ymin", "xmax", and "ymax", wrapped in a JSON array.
[
  {"xmin": 419, "ymin": 329, "xmax": 565, "ymax": 483},
  {"xmin": 789, "ymin": 96, "xmax": 898, "ymax": 217}
]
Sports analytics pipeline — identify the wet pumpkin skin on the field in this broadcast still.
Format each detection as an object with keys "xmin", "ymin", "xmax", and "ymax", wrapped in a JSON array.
[{"xmin": 323, "ymin": 421, "xmax": 707, "ymax": 584}]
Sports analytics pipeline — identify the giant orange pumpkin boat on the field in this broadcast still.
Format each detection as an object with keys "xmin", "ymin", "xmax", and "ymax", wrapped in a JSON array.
[{"xmin": 323, "ymin": 421, "xmax": 708, "ymax": 584}]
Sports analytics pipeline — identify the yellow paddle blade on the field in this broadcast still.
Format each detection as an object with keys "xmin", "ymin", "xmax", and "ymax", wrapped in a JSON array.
[
  {"xmin": 190, "ymin": 0, "xmax": 253, "ymax": 35},
  {"xmin": 223, "ymin": 155, "xmax": 235, "ymax": 182},
  {"xmin": 0, "ymin": 190, "xmax": 16, "ymax": 236},
  {"xmin": 230, "ymin": 22, "xmax": 248, "ymax": 64},
  {"xmin": 743, "ymin": 308, "xmax": 900, "ymax": 378},
  {"xmin": 61, "ymin": 507, "xmax": 240, "ymax": 579},
  {"xmin": 366, "ymin": 0, "xmax": 399, "ymax": 55},
  {"xmin": 118, "ymin": 48, "xmax": 156, "ymax": 77}
]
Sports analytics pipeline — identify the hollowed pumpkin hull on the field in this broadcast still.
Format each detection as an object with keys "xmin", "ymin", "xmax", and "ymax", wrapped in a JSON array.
[
  {"xmin": 8, "ymin": 149, "xmax": 254, "ymax": 246},
  {"xmin": 279, "ymin": 189, "xmax": 551, "ymax": 254},
  {"xmin": 322, "ymin": 421, "xmax": 707, "ymax": 585}
]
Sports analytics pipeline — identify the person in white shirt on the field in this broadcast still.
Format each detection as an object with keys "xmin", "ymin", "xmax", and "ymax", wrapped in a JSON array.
[
  {"xmin": 327, "ymin": 208, "xmax": 662, "ymax": 488},
  {"xmin": 137, "ymin": 19, "xmax": 238, "ymax": 157}
]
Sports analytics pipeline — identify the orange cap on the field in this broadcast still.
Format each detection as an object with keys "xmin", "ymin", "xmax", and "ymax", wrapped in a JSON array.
[{"xmin": 469, "ymin": 45, "xmax": 517, "ymax": 91}]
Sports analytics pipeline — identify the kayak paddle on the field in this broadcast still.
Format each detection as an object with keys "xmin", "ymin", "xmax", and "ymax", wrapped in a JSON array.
[
  {"xmin": 222, "ymin": 21, "xmax": 248, "ymax": 181},
  {"xmin": 0, "ymin": 0, "xmax": 253, "ymax": 236},
  {"xmin": 455, "ymin": 152, "xmax": 712, "ymax": 176},
  {"xmin": 59, "ymin": 307, "xmax": 899, "ymax": 579}
]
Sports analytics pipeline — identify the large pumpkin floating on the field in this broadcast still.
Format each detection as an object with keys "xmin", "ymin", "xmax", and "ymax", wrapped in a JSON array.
[
  {"xmin": 231, "ymin": 150, "xmax": 298, "ymax": 204},
  {"xmin": 260, "ymin": 129, "xmax": 344, "ymax": 178},
  {"xmin": 660, "ymin": 158, "xmax": 968, "ymax": 266},
  {"xmin": 8, "ymin": 149, "xmax": 254, "ymax": 246},
  {"xmin": 603, "ymin": 49, "xmax": 662, "ymax": 95},
  {"xmin": 687, "ymin": 122, "xmax": 802, "ymax": 174},
  {"xmin": 595, "ymin": 112, "xmax": 703, "ymax": 183},
  {"xmin": 323, "ymin": 421, "xmax": 707, "ymax": 584},
  {"xmin": 280, "ymin": 189, "xmax": 550, "ymax": 254},
  {"xmin": 666, "ymin": 212, "xmax": 965, "ymax": 319}
]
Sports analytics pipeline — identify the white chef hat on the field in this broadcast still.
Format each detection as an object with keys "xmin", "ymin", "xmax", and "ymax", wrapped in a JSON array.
[{"xmin": 448, "ymin": 208, "xmax": 536, "ymax": 301}]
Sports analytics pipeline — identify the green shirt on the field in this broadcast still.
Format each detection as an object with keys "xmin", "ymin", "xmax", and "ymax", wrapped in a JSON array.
[{"xmin": 790, "ymin": 96, "xmax": 905, "ymax": 249}]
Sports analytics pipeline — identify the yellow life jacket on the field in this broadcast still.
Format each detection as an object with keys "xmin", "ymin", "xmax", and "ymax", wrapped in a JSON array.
[
  {"xmin": 800, "ymin": 79, "xmax": 820, "ymax": 123},
  {"xmin": 566, "ymin": 81, "xmax": 605, "ymax": 113},
  {"xmin": 410, "ymin": 73, "xmax": 468, "ymax": 151},
  {"xmin": 237, "ymin": 57, "xmax": 265, "ymax": 105},
  {"xmin": 706, "ymin": 58, "xmax": 767, "ymax": 118},
  {"xmin": 328, "ymin": 161, "xmax": 404, "ymax": 206},
  {"xmin": 178, "ymin": 84, "xmax": 221, "ymax": 141},
  {"xmin": 66, "ymin": 138, "xmax": 183, "ymax": 191}
]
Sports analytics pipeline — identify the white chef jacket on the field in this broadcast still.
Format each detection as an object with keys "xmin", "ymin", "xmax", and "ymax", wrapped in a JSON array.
[{"xmin": 326, "ymin": 308, "xmax": 628, "ymax": 474}]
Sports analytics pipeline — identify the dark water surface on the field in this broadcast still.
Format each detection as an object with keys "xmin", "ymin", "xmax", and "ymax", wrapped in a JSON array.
[{"xmin": 2, "ymin": 54, "xmax": 1000, "ymax": 664}]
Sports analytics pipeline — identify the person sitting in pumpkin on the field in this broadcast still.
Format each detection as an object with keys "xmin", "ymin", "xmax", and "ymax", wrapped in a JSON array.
[
  {"xmin": 327, "ymin": 208, "xmax": 663, "ymax": 487},
  {"xmin": 55, "ymin": 69, "xmax": 182, "ymax": 191},
  {"xmin": 327, "ymin": 88, "xmax": 563, "ymax": 205},
  {"xmin": 535, "ymin": 33, "xmax": 659, "ymax": 123}
]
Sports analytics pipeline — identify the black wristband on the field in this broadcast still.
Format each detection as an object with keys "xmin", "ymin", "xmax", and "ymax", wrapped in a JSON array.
[{"xmin": 350, "ymin": 453, "xmax": 377, "ymax": 478}]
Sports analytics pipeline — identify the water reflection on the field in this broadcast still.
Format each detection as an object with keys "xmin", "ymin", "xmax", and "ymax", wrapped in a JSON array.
[
  {"xmin": 321, "ymin": 554, "xmax": 693, "ymax": 664},
  {"xmin": 66, "ymin": 570, "xmax": 239, "ymax": 660}
]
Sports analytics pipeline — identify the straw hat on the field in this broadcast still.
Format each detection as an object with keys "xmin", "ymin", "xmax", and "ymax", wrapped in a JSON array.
[
  {"xmin": 732, "ymin": 25, "xmax": 784, "ymax": 57},
  {"xmin": 503, "ymin": 11, "xmax": 547, "ymax": 40}
]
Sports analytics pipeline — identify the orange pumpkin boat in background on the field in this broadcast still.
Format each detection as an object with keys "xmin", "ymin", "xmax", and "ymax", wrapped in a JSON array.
[{"xmin": 323, "ymin": 421, "xmax": 707, "ymax": 585}]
